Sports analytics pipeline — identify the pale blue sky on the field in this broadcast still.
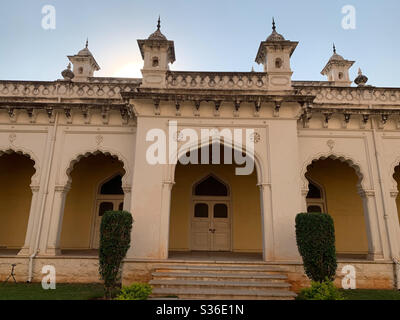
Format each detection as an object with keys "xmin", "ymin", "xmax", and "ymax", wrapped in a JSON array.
[{"xmin": 0, "ymin": 0, "xmax": 399, "ymax": 87}]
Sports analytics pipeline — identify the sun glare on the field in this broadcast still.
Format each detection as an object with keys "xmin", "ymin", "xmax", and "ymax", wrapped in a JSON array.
[{"xmin": 113, "ymin": 62, "xmax": 142, "ymax": 78}]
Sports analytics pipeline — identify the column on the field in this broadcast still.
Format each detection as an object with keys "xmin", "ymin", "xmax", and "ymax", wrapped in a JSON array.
[
  {"xmin": 358, "ymin": 189, "xmax": 384, "ymax": 260},
  {"xmin": 386, "ymin": 190, "xmax": 400, "ymax": 258},
  {"xmin": 301, "ymin": 188, "xmax": 308, "ymax": 213},
  {"xmin": 17, "ymin": 185, "xmax": 41, "ymax": 256},
  {"xmin": 258, "ymin": 182, "xmax": 275, "ymax": 261},
  {"xmin": 43, "ymin": 184, "xmax": 71, "ymax": 256},
  {"xmin": 159, "ymin": 180, "xmax": 175, "ymax": 259},
  {"xmin": 122, "ymin": 185, "xmax": 132, "ymax": 212}
]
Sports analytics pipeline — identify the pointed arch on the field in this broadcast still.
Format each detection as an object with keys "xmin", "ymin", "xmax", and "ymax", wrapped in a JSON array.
[
  {"xmin": 300, "ymin": 152, "xmax": 365, "ymax": 192},
  {"xmin": 98, "ymin": 173, "xmax": 124, "ymax": 195},
  {"xmin": 167, "ymin": 135, "xmax": 265, "ymax": 186},
  {"xmin": 0, "ymin": 147, "xmax": 40, "ymax": 186},
  {"xmin": 192, "ymin": 173, "xmax": 230, "ymax": 197},
  {"xmin": 62, "ymin": 148, "xmax": 130, "ymax": 188}
]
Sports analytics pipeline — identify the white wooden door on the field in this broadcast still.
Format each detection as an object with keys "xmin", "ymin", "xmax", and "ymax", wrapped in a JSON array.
[
  {"xmin": 191, "ymin": 201, "xmax": 231, "ymax": 251},
  {"xmin": 92, "ymin": 199, "xmax": 124, "ymax": 249}
]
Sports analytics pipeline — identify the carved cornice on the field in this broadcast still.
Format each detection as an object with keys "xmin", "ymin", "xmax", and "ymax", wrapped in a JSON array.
[{"xmin": 166, "ymin": 71, "xmax": 268, "ymax": 91}]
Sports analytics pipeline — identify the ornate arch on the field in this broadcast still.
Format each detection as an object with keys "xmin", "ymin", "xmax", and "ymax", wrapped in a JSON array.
[
  {"xmin": 0, "ymin": 146, "xmax": 41, "ymax": 186},
  {"xmin": 192, "ymin": 173, "xmax": 230, "ymax": 197},
  {"xmin": 61, "ymin": 148, "xmax": 131, "ymax": 188},
  {"xmin": 167, "ymin": 135, "xmax": 265, "ymax": 185},
  {"xmin": 300, "ymin": 152, "xmax": 366, "ymax": 192},
  {"xmin": 389, "ymin": 156, "xmax": 400, "ymax": 191}
]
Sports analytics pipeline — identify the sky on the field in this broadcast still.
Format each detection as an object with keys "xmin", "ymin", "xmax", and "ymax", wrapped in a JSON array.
[{"xmin": 0, "ymin": 0, "xmax": 399, "ymax": 87}]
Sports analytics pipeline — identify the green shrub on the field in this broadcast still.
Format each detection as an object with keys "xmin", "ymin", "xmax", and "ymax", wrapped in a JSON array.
[
  {"xmin": 115, "ymin": 283, "xmax": 153, "ymax": 300},
  {"xmin": 295, "ymin": 212, "xmax": 337, "ymax": 282},
  {"xmin": 297, "ymin": 279, "xmax": 344, "ymax": 300},
  {"xmin": 99, "ymin": 210, "xmax": 133, "ymax": 299}
]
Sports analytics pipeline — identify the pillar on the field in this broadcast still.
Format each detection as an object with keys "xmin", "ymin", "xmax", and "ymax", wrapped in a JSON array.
[
  {"xmin": 258, "ymin": 182, "xmax": 275, "ymax": 261},
  {"xmin": 43, "ymin": 184, "xmax": 71, "ymax": 256},
  {"xmin": 358, "ymin": 189, "xmax": 384, "ymax": 260},
  {"xmin": 122, "ymin": 185, "xmax": 132, "ymax": 212},
  {"xmin": 159, "ymin": 180, "xmax": 174, "ymax": 259},
  {"xmin": 17, "ymin": 185, "xmax": 41, "ymax": 256}
]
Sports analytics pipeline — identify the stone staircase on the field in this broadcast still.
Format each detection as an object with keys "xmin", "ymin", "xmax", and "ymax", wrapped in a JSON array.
[{"xmin": 149, "ymin": 263, "xmax": 297, "ymax": 300}]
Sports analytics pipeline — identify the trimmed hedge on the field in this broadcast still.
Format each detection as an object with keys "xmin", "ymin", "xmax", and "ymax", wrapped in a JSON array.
[
  {"xmin": 116, "ymin": 283, "xmax": 153, "ymax": 300},
  {"xmin": 99, "ymin": 210, "xmax": 133, "ymax": 299},
  {"xmin": 295, "ymin": 212, "xmax": 337, "ymax": 282}
]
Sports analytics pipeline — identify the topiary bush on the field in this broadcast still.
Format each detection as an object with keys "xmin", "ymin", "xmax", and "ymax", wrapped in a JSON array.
[
  {"xmin": 295, "ymin": 212, "xmax": 337, "ymax": 282},
  {"xmin": 99, "ymin": 210, "xmax": 133, "ymax": 299},
  {"xmin": 115, "ymin": 283, "xmax": 152, "ymax": 300},
  {"xmin": 297, "ymin": 279, "xmax": 344, "ymax": 300}
]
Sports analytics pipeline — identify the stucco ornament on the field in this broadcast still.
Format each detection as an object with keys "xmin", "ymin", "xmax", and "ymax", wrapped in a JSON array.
[
  {"xmin": 173, "ymin": 130, "xmax": 184, "ymax": 142},
  {"xmin": 95, "ymin": 135, "xmax": 104, "ymax": 145},
  {"xmin": 250, "ymin": 132, "xmax": 261, "ymax": 143},
  {"xmin": 327, "ymin": 139, "xmax": 335, "ymax": 151},
  {"xmin": 8, "ymin": 133, "xmax": 16, "ymax": 144}
]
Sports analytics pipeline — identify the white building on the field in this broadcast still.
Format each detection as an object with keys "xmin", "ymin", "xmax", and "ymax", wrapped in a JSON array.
[{"xmin": 0, "ymin": 19, "xmax": 399, "ymax": 297}]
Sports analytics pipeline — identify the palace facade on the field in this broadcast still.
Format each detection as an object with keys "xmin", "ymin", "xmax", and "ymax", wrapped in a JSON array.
[{"xmin": 1, "ymin": 20, "xmax": 400, "ymax": 294}]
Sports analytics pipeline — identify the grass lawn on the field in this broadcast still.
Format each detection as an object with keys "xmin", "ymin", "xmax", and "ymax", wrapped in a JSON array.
[
  {"xmin": 340, "ymin": 289, "xmax": 400, "ymax": 300},
  {"xmin": 0, "ymin": 283, "xmax": 104, "ymax": 300},
  {"xmin": 1, "ymin": 283, "xmax": 399, "ymax": 300}
]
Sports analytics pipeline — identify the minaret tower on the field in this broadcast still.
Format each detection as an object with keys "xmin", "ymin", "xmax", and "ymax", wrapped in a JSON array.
[
  {"xmin": 255, "ymin": 18, "xmax": 298, "ymax": 91},
  {"xmin": 321, "ymin": 44, "xmax": 355, "ymax": 86},
  {"xmin": 137, "ymin": 17, "xmax": 176, "ymax": 88},
  {"xmin": 67, "ymin": 39, "xmax": 100, "ymax": 82}
]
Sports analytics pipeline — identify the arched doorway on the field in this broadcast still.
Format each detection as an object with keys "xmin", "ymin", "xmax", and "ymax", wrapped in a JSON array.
[
  {"xmin": 305, "ymin": 158, "xmax": 368, "ymax": 258},
  {"xmin": 191, "ymin": 174, "xmax": 231, "ymax": 251},
  {"xmin": 0, "ymin": 152, "xmax": 35, "ymax": 253},
  {"xmin": 60, "ymin": 154, "xmax": 125, "ymax": 251},
  {"xmin": 393, "ymin": 165, "xmax": 400, "ymax": 227},
  {"xmin": 91, "ymin": 174, "xmax": 124, "ymax": 249},
  {"xmin": 169, "ymin": 144, "xmax": 262, "ymax": 259},
  {"xmin": 306, "ymin": 178, "xmax": 326, "ymax": 213}
]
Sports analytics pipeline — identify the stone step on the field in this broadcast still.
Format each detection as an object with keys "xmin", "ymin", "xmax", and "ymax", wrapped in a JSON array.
[
  {"xmin": 150, "ymin": 279, "xmax": 291, "ymax": 291},
  {"xmin": 154, "ymin": 264, "xmax": 284, "ymax": 273},
  {"xmin": 151, "ymin": 287, "xmax": 297, "ymax": 300},
  {"xmin": 152, "ymin": 271, "xmax": 288, "ymax": 282}
]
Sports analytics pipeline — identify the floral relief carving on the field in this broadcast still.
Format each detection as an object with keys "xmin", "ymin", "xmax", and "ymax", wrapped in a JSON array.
[
  {"xmin": 326, "ymin": 139, "xmax": 335, "ymax": 151},
  {"xmin": 8, "ymin": 133, "xmax": 16, "ymax": 144},
  {"xmin": 250, "ymin": 132, "xmax": 261, "ymax": 144},
  {"xmin": 95, "ymin": 135, "xmax": 104, "ymax": 145}
]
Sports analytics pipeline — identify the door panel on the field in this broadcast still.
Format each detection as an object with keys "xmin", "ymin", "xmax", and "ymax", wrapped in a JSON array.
[
  {"xmin": 92, "ymin": 201, "xmax": 114, "ymax": 249},
  {"xmin": 211, "ymin": 203, "xmax": 230, "ymax": 251},
  {"xmin": 92, "ymin": 199, "xmax": 123, "ymax": 249},
  {"xmin": 191, "ymin": 203, "xmax": 210, "ymax": 251},
  {"xmin": 191, "ymin": 201, "xmax": 231, "ymax": 251}
]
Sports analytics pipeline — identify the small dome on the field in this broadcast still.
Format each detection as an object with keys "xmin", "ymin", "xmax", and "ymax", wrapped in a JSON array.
[
  {"xmin": 61, "ymin": 63, "xmax": 74, "ymax": 81},
  {"xmin": 329, "ymin": 53, "xmax": 344, "ymax": 61},
  {"xmin": 329, "ymin": 44, "xmax": 344, "ymax": 61},
  {"xmin": 77, "ymin": 39, "xmax": 93, "ymax": 56},
  {"xmin": 266, "ymin": 18, "xmax": 285, "ymax": 42},
  {"xmin": 354, "ymin": 68, "xmax": 368, "ymax": 86},
  {"xmin": 148, "ymin": 29, "xmax": 167, "ymax": 40},
  {"xmin": 266, "ymin": 30, "xmax": 285, "ymax": 42},
  {"xmin": 148, "ymin": 16, "xmax": 167, "ymax": 40}
]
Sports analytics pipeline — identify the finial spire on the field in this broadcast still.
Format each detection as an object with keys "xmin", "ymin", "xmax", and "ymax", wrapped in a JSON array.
[
  {"xmin": 333, "ymin": 43, "xmax": 336, "ymax": 54},
  {"xmin": 86, "ymin": 38, "xmax": 88, "ymax": 48},
  {"xmin": 157, "ymin": 15, "xmax": 161, "ymax": 30},
  {"xmin": 272, "ymin": 17, "xmax": 276, "ymax": 31}
]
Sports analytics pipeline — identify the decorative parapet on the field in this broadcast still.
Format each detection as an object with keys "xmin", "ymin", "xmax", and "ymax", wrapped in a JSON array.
[
  {"xmin": 294, "ymin": 85, "xmax": 400, "ymax": 106},
  {"xmin": 166, "ymin": 71, "xmax": 268, "ymax": 90},
  {"xmin": 0, "ymin": 79, "xmax": 140, "ymax": 100}
]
